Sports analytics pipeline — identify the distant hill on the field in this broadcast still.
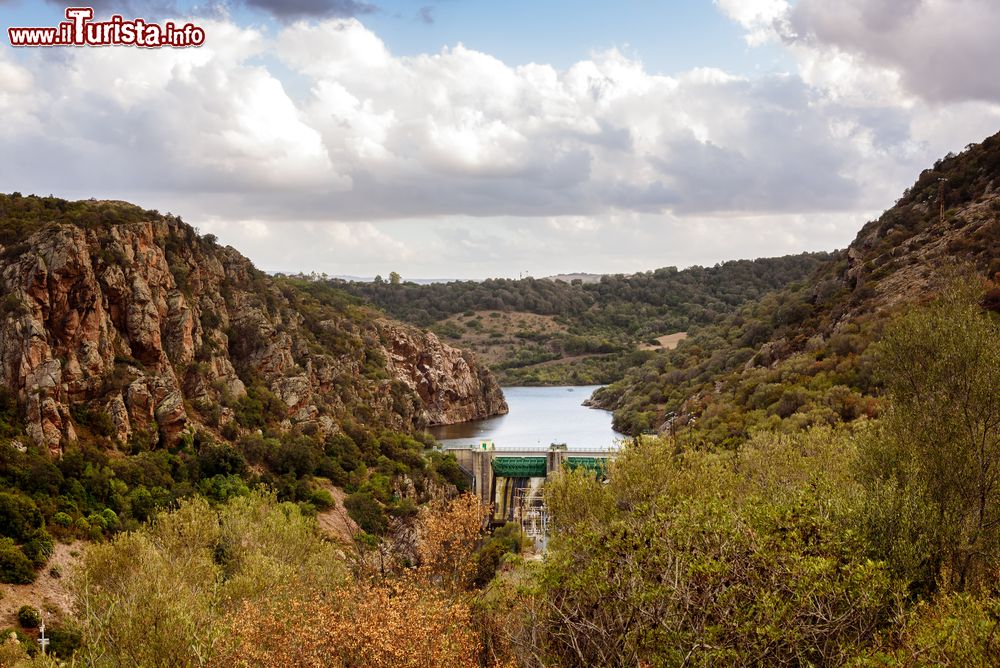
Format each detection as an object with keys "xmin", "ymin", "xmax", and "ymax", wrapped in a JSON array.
[
  {"xmin": 333, "ymin": 254, "xmax": 830, "ymax": 385},
  {"xmin": 326, "ymin": 275, "xmax": 466, "ymax": 285},
  {"xmin": 591, "ymin": 130, "xmax": 1000, "ymax": 438},
  {"xmin": 543, "ymin": 273, "xmax": 605, "ymax": 284}
]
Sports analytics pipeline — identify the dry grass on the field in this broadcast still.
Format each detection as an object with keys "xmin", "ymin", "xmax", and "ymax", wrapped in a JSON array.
[
  {"xmin": 638, "ymin": 331, "xmax": 688, "ymax": 351},
  {"xmin": 436, "ymin": 311, "xmax": 567, "ymax": 366}
]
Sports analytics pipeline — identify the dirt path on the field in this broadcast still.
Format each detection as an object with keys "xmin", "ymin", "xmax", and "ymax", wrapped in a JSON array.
[
  {"xmin": 0, "ymin": 540, "xmax": 84, "ymax": 628},
  {"xmin": 315, "ymin": 483, "xmax": 359, "ymax": 544}
]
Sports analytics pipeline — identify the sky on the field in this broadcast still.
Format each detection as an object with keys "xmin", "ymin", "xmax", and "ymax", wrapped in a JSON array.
[{"xmin": 1, "ymin": 0, "xmax": 999, "ymax": 279}]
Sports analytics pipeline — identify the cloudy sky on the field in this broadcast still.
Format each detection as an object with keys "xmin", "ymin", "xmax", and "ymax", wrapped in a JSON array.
[{"xmin": 2, "ymin": 0, "xmax": 999, "ymax": 279}]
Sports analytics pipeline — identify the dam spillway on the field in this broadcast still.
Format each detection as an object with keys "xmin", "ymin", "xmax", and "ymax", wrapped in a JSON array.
[{"xmin": 445, "ymin": 441, "xmax": 616, "ymax": 535}]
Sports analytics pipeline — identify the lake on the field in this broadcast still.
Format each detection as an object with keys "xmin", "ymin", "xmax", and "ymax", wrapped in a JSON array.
[{"xmin": 430, "ymin": 385, "xmax": 624, "ymax": 450}]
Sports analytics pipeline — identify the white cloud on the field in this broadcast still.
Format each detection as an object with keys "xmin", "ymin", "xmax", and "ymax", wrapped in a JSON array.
[
  {"xmin": 324, "ymin": 221, "xmax": 412, "ymax": 258},
  {"xmin": 0, "ymin": 55, "xmax": 39, "ymax": 136},
  {"xmin": 0, "ymin": 17, "xmax": 890, "ymax": 222},
  {"xmin": 788, "ymin": 0, "xmax": 1000, "ymax": 104},
  {"xmin": 714, "ymin": 0, "xmax": 789, "ymax": 45},
  {"xmin": 0, "ymin": 8, "xmax": 998, "ymax": 278}
]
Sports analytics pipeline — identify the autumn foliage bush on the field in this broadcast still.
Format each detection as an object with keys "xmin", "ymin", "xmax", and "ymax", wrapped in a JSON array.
[
  {"xmin": 70, "ymin": 490, "xmax": 496, "ymax": 667},
  {"xmin": 214, "ymin": 493, "xmax": 491, "ymax": 668},
  {"xmin": 214, "ymin": 581, "xmax": 479, "ymax": 668}
]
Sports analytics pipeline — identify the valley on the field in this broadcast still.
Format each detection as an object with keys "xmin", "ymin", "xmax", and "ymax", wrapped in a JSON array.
[
  {"xmin": 4, "ymin": 2, "xmax": 1000, "ymax": 665},
  {"xmin": 1, "ymin": 115, "xmax": 1000, "ymax": 668}
]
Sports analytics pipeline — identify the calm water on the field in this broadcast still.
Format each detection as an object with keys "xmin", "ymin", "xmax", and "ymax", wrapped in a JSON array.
[{"xmin": 430, "ymin": 385, "xmax": 624, "ymax": 450}]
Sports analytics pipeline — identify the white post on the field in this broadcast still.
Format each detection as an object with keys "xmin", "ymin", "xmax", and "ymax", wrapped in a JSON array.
[{"xmin": 38, "ymin": 618, "xmax": 49, "ymax": 656}]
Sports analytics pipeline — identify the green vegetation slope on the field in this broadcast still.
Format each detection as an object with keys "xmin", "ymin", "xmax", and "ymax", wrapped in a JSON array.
[
  {"xmin": 592, "ymin": 132, "xmax": 1000, "ymax": 438},
  {"xmin": 332, "ymin": 253, "xmax": 829, "ymax": 385},
  {"xmin": 0, "ymin": 194, "xmax": 502, "ymax": 591}
]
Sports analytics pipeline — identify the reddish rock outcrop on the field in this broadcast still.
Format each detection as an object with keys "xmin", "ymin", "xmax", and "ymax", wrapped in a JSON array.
[
  {"xmin": 0, "ymin": 212, "xmax": 506, "ymax": 454},
  {"xmin": 379, "ymin": 323, "xmax": 507, "ymax": 425}
]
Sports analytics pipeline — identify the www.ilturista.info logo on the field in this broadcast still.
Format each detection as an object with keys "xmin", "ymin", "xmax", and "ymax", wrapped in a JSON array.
[{"xmin": 8, "ymin": 7, "xmax": 205, "ymax": 47}]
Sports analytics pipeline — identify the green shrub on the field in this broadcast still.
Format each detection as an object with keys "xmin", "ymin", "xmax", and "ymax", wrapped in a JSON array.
[
  {"xmin": 52, "ymin": 512, "xmax": 72, "ymax": 527},
  {"xmin": 267, "ymin": 435, "xmax": 321, "ymax": 477},
  {"xmin": 344, "ymin": 491, "xmax": 388, "ymax": 536},
  {"xmin": 0, "ymin": 627, "xmax": 30, "ymax": 647},
  {"xmin": 48, "ymin": 625, "xmax": 83, "ymax": 658},
  {"xmin": 233, "ymin": 385, "xmax": 287, "ymax": 430},
  {"xmin": 197, "ymin": 474, "xmax": 250, "ymax": 502},
  {"xmin": 100, "ymin": 508, "xmax": 120, "ymax": 530},
  {"xmin": 306, "ymin": 487, "xmax": 334, "ymax": 510},
  {"xmin": 197, "ymin": 441, "xmax": 247, "ymax": 478},
  {"xmin": 70, "ymin": 405, "xmax": 115, "ymax": 438},
  {"xmin": 387, "ymin": 498, "xmax": 417, "ymax": 520},
  {"xmin": 0, "ymin": 389, "xmax": 22, "ymax": 439},
  {"xmin": 509, "ymin": 428, "xmax": 900, "ymax": 666},
  {"xmin": 0, "ymin": 538, "xmax": 35, "ymax": 584},
  {"xmin": 16, "ymin": 606, "xmax": 41, "ymax": 629},
  {"xmin": 20, "ymin": 529, "xmax": 53, "ymax": 567},
  {"xmin": 474, "ymin": 523, "xmax": 525, "ymax": 587},
  {"xmin": 857, "ymin": 594, "xmax": 1000, "ymax": 665},
  {"xmin": 428, "ymin": 452, "xmax": 469, "ymax": 491},
  {"xmin": 0, "ymin": 492, "xmax": 42, "ymax": 542}
]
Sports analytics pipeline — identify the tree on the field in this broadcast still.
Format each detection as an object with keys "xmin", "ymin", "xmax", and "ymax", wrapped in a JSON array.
[
  {"xmin": 868, "ymin": 280, "xmax": 1000, "ymax": 592},
  {"xmin": 344, "ymin": 491, "xmax": 388, "ymax": 536},
  {"xmin": 489, "ymin": 429, "xmax": 897, "ymax": 666},
  {"xmin": 0, "ymin": 538, "xmax": 35, "ymax": 584},
  {"xmin": 73, "ymin": 493, "xmax": 346, "ymax": 666},
  {"xmin": 213, "ymin": 493, "xmax": 490, "ymax": 668},
  {"xmin": 389, "ymin": 271, "xmax": 402, "ymax": 286},
  {"xmin": 17, "ymin": 605, "xmax": 41, "ymax": 629},
  {"xmin": 415, "ymin": 494, "xmax": 486, "ymax": 594},
  {"xmin": 0, "ymin": 492, "xmax": 43, "ymax": 542}
]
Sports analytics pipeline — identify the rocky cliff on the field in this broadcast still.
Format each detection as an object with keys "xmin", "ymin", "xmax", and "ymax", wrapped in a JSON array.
[
  {"xmin": 837, "ymin": 141, "xmax": 1000, "ymax": 314},
  {"xmin": 0, "ymin": 196, "xmax": 506, "ymax": 454}
]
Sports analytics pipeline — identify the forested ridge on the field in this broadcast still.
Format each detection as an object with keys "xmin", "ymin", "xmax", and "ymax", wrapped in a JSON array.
[
  {"xmin": 593, "ymin": 132, "xmax": 1000, "ymax": 438},
  {"xmin": 331, "ymin": 253, "xmax": 829, "ymax": 385}
]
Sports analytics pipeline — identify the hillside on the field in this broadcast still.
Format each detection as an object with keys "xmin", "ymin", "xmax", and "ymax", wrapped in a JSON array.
[
  {"xmin": 333, "ymin": 254, "xmax": 829, "ymax": 385},
  {"xmin": 0, "ymin": 195, "xmax": 506, "ymax": 607},
  {"xmin": 592, "ymin": 132, "xmax": 1000, "ymax": 439},
  {"xmin": 0, "ymin": 195, "xmax": 506, "ymax": 456}
]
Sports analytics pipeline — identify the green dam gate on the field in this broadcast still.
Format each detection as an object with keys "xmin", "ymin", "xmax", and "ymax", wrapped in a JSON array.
[{"xmin": 446, "ymin": 442, "xmax": 617, "ymax": 546}]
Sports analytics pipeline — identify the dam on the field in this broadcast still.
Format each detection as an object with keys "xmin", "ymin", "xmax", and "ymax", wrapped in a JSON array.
[{"xmin": 445, "ymin": 440, "xmax": 616, "ymax": 548}]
